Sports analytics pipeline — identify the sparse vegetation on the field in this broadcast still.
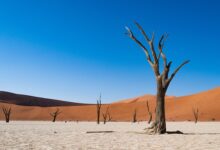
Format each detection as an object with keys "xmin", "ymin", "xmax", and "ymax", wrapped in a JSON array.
[
  {"xmin": 96, "ymin": 94, "xmax": 102, "ymax": 124},
  {"xmin": 146, "ymin": 100, "xmax": 152, "ymax": 124},
  {"xmin": 107, "ymin": 108, "xmax": 112, "ymax": 122},
  {"xmin": 132, "ymin": 109, "xmax": 137, "ymax": 123},
  {"xmin": 193, "ymin": 107, "xmax": 199, "ymax": 123},
  {"xmin": 50, "ymin": 108, "xmax": 61, "ymax": 122},
  {"xmin": 102, "ymin": 105, "xmax": 112, "ymax": 124},
  {"xmin": 126, "ymin": 22, "xmax": 189, "ymax": 134},
  {"xmin": 102, "ymin": 106, "xmax": 108, "ymax": 124},
  {"xmin": 2, "ymin": 106, "xmax": 12, "ymax": 123}
]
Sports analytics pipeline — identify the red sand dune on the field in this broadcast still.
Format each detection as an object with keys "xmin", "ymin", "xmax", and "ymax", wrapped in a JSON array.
[{"xmin": 0, "ymin": 87, "xmax": 220, "ymax": 121}]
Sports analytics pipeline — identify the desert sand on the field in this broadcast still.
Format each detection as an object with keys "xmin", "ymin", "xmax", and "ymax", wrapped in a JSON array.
[
  {"xmin": 0, "ymin": 87, "xmax": 220, "ymax": 121},
  {"xmin": 0, "ymin": 121, "xmax": 220, "ymax": 150}
]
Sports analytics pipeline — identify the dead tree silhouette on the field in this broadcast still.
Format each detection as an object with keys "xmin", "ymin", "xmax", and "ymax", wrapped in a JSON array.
[
  {"xmin": 2, "ymin": 106, "xmax": 11, "ymax": 123},
  {"xmin": 146, "ymin": 100, "xmax": 152, "ymax": 124},
  {"xmin": 132, "ymin": 108, "xmax": 137, "ymax": 123},
  {"xmin": 96, "ymin": 94, "xmax": 102, "ymax": 124},
  {"xmin": 126, "ymin": 22, "xmax": 189, "ymax": 134},
  {"xmin": 193, "ymin": 108, "xmax": 199, "ymax": 123},
  {"xmin": 50, "ymin": 108, "xmax": 61, "ymax": 122},
  {"xmin": 107, "ymin": 107, "xmax": 112, "ymax": 121},
  {"xmin": 102, "ymin": 106, "xmax": 110, "ymax": 124}
]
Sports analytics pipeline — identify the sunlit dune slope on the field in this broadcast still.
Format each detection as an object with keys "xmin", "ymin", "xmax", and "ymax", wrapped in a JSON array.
[{"xmin": 0, "ymin": 87, "xmax": 219, "ymax": 121}]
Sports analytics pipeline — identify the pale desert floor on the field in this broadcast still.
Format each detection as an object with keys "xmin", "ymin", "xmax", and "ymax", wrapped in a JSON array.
[{"xmin": 0, "ymin": 121, "xmax": 220, "ymax": 150}]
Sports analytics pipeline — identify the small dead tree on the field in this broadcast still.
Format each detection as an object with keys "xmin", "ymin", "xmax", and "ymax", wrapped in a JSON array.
[
  {"xmin": 102, "ymin": 113, "xmax": 107, "ymax": 124},
  {"xmin": 96, "ymin": 94, "xmax": 102, "ymax": 124},
  {"xmin": 126, "ymin": 22, "xmax": 189, "ymax": 134},
  {"xmin": 146, "ymin": 100, "xmax": 152, "ymax": 124},
  {"xmin": 2, "ymin": 106, "xmax": 12, "ymax": 123},
  {"xmin": 102, "ymin": 106, "xmax": 109, "ymax": 124},
  {"xmin": 132, "ymin": 109, "xmax": 137, "ymax": 123},
  {"xmin": 102, "ymin": 105, "xmax": 112, "ymax": 124},
  {"xmin": 107, "ymin": 109, "xmax": 112, "ymax": 121},
  {"xmin": 50, "ymin": 108, "xmax": 61, "ymax": 122},
  {"xmin": 192, "ymin": 108, "xmax": 199, "ymax": 123}
]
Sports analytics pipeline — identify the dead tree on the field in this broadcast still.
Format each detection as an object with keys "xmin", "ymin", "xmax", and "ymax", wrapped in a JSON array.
[
  {"xmin": 193, "ymin": 108, "xmax": 199, "ymax": 123},
  {"xmin": 146, "ymin": 100, "xmax": 152, "ymax": 124},
  {"xmin": 102, "ymin": 112, "xmax": 107, "ymax": 124},
  {"xmin": 96, "ymin": 94, "xmax": 102, "ymax": 124},
  {"xmin": 132, "ymin": 109, "xmax": 137, "ymax": 123},
  {"xmin": 126, "ymin": 22, "xmax": 189, "ymax": 134},
  {"xmin": 50, "ymin": 108, "xmax": 61, "ymax": 122},
  {"xmin": 2, "ymin": 106, "xmax": 11, "ymax": 123},
  {"xmin": 107, "ymin": 108, "xmax": 112, "ymax": 121},
  {"xmin": 102, "ymin": 106, "xmax": 109, "ymax": 124}
]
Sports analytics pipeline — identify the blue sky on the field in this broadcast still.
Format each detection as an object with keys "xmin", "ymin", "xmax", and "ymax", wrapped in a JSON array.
[{"xmin": 0, "ymin": 0, "xmax": 219, "ymax": 103}]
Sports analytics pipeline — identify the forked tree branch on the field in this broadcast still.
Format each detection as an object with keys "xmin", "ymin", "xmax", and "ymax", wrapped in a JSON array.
[
  {"xmin": 158, "ymin": 33, "xmax": 168, "ymax": 68},
  {"xmin": 126, "ymin": 22, "xmax": 190, "ymax": 92},
  {"xmin": 125, "ymin": 26, "xmax": 154, "ymax": 67},
  {"xmin": 134, "ymin": 22, "xmax": 158, "ymax": 64},
  {"xmin": 166, "ymin": 60, "xmax": 190, "ymax": 88}
]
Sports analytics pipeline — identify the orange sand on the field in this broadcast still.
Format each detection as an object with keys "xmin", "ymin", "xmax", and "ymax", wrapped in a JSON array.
[{"xmin": 0, "ymin": 87, "xmax": 220, "ymax": 121}]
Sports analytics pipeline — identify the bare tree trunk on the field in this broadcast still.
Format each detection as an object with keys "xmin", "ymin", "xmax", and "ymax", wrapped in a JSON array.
[
  {"xmin": 154, "ymin": 84, "xmax": 166, "ymax": 133},
  {"xmin": 147, "ymin": 79, "xmax": 166, "ymax": 133},
  {"xmin": 132, "ymin": 109, "xmax": 137, "ymax": 123},
  {"xmin": 53, "ymin": 116, "xmax": 57, "ymax": 122},
  {"xmin": 146, "ymin": 100, "xmax": 152, "ymax": 124}
]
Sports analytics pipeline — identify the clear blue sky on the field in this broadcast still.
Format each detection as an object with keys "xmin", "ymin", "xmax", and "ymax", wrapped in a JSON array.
[{"xmin": 0, "ymin": 0, "xmax": 219, "ymax": 103}]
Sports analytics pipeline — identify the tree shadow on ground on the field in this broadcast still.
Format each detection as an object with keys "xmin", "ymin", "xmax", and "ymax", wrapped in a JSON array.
[
  {"xmin": 184, "ymin": 133, "xmax": 220, "ymax": 135},
  {"xmin": 86, "ymin": 131, "xmax": 114, "ymax": 133},
  {"xmin": 166, "ymin": 130, "xmax": 184, "ymax": 134}
]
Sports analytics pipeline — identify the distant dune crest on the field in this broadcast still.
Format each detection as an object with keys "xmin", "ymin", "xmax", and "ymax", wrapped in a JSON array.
[{"xmin": 0, "ymin": 91, "xmax": 86, "ymax": 107}]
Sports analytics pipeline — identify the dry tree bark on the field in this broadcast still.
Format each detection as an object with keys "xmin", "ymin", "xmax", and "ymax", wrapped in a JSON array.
[
  {"xmin": 96, "ymin": 94, "xmax": 102, "ymax": 124},
  {"xmin": 193, "ymin": 108, "xmax": 199, "ymax": 123},
  {"xmin": 126, "ymin": 22, "xmax": 189, "ymax": 134},
  {"xmin": 50, "ymin": 108, "xmax": 61, "ymax": 122},
  {"xmin": 2, "ymin": 106, "xmax": 11, "ymax": 123},
  {"xmin": 146, "ymin": 100, "xmax": 152, "ymax": 124}
]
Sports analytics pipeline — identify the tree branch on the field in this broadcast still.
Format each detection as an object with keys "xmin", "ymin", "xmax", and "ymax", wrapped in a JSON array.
[
  {"xmin": 166, "ymin": 60, "xmax": 190, "ymax": 87},
  {"xmin": 125, "ymin": 26, "xmax": 154, "ymax": 67},
  {"xmin": 158, "ymin": 34, "xmax": 168, "ymax": 68},
  {"xmin": 134, "ymin": 22, "xmax": 158, "ymax": 64}
]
